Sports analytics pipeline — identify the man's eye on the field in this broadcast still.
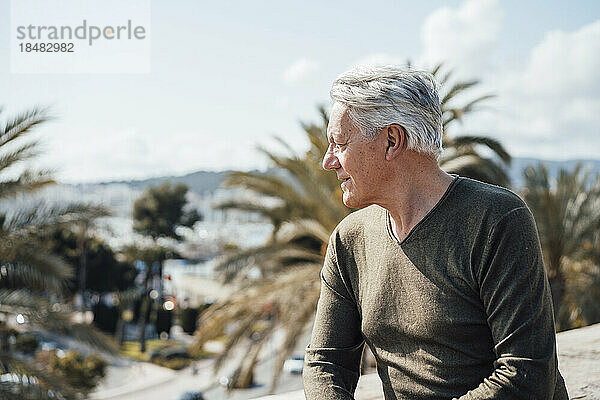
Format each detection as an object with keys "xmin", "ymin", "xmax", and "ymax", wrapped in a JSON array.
[{"xmin": 328, "ymin": 142, "xmax": 345, "ymax": 151}]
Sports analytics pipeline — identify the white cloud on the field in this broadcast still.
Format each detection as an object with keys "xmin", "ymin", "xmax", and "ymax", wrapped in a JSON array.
[
  {"xmin": 419, "ymin": 0, "xmax": 503, "ymax": 76},
  {"xmin": 282, "ymin": 58, "xmax": 319, "ymax": 84},
  {"xmin": 415, "ymin": 0, "xmax": 600, "ymax": 160},
  {"xmin": 464, "ymin": 20, "xmax": 600, "ymax": 160},
  {"xmin": 350, "ymin": 0, "xmax": 503, "ymax": 77},
  {"xmin": 522, "ymin": 20, "xmax": 600, "ymax": 97}
]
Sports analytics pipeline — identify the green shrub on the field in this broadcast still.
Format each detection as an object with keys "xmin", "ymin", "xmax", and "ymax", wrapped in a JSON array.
[{"xmin": 36, "ymin": 350, "xmax": 107, "ymax": 392}]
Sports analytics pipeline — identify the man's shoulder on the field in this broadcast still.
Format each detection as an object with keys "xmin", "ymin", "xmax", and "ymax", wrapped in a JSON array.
[
  {"xmin": 453, "ymin": 177, "xmax": 527, "ymax": 219},
  {"xmin": 332, "ymin": 205, "xmax": 384, "ymax": 241}
]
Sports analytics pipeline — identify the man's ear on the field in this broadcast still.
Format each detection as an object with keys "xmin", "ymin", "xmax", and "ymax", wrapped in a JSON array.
[{"xmin": 385, "ymin": 124, "xmax": 405, "ymax": 161}]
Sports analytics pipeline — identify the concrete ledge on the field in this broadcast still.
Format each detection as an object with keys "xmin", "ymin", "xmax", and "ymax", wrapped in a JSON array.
[
  {"xmin": 556, "ymin": 323, "xmax": 600, "ymax": 399},
  {"xmin": 256, "ymin": 323, "xmax": 600, "ymax": 400}
]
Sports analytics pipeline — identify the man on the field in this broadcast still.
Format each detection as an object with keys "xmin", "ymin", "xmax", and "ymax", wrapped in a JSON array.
[{"xmin": 302, "ymin": 65, "xmax": 568, "ymax": 400}]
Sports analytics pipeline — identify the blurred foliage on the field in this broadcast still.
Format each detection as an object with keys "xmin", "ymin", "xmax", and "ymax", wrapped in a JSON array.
[
  {"xmin": 522, "ymin": 163, "xmax": 600, "ymax": 331},
  {"xmin": 38, "ymin": 226, "xmax": 137, "ymax": 294},
  {"xmin": 121, "ymin": 244, "xmax": 175, "ymax": 266},
  {"xmin": 0, "ymin": 107, "xmax": 54, "ymax": 198},
  {"xmin": 36, "ymin": 350, "xmax": 107, "ymax": 393},
  {"xmin": 92, "ymin": 301, "xmax": 120, "ymax": 334},
  {"xmin": 0, "ymin": 106, "xmax": 117, "ymax": 399},
  {"xmin": 131, "ymin": 183, "xmax": 197, "ymax": 353},
  {"xmin": 133, "ymin": 182, "xmax": 202, "ymax": 240},
  {"xmin": 121, "ymin": 243, "xmax": 174, "ymax": 353},
  {"xmin": 179, "ymin": 305, "xmax": 212, "ymax": 334}
]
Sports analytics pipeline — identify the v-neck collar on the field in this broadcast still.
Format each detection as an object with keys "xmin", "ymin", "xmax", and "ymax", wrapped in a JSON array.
[{"xmin": 385, "ymin": 175, "xmax": 462, "ymax": 246}]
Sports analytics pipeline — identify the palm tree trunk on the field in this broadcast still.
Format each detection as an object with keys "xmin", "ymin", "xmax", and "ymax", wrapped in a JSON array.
[
  {"xmin": 138, "ymin": 297, "xmax": 150, "ymax": 353},
  {"xmin": 77, "ymin": 222, "xmax": 89, "ymax": 310},
  {"xmin": 137, "ymin": 265, "xmax": 153, "ymax": 353},
  {"xmin": 115, "ymin": 314, "xmax": 125, "ymax": 345}
]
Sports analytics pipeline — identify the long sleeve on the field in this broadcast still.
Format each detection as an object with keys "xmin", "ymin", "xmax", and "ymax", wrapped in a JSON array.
[
  {"xmin": 456, "ymin": 207, "xmax": 568, "ymax": 400},
  {"xmin": 303, "ymin": 236, "xmax": 364, "ymax": 400}
]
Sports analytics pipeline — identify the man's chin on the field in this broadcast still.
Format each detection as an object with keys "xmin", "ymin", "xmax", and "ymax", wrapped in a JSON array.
[{"xmin": 342, "ymin": 193, "xmax": 360, "ymax": 208}]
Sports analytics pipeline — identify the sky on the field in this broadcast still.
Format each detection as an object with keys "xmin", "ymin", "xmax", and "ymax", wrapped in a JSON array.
[{"xmin": 0, "ymin": 0, "xmax": 599, "ymax": 183}]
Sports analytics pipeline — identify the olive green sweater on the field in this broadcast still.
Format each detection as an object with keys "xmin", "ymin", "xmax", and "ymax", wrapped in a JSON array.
[{"xmin": 303, "ymin": 177, "xmax": 568, "ymax": 400}]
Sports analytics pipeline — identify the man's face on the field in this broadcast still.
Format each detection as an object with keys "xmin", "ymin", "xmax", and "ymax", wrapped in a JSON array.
[{"xmin": 323, "ymin": 102, "xmax": 387, "ymax": 208}]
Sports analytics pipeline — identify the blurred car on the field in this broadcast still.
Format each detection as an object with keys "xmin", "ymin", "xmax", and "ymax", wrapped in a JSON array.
[
  {"xmin": 149, "ymin": 345, "xmax": 191, "ymax": 361},
  {"xmin": 178, "ymin": 391, "xmax": 205, "ymax": 400},
  {"xmin": 283, "ymin": 355, "xmax": 304, "ymax": 374}
]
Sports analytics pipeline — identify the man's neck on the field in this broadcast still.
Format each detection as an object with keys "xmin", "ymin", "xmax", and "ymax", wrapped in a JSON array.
[{"xmin": 379, "ymin": 155, "xmax": 455, "ymax": 243}]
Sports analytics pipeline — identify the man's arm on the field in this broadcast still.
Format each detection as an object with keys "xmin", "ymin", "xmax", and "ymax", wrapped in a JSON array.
[
  {"xmin": 303, "ymin": 236, "xmax": 364, "ymax": 400},
  {"xmin": 457, "ymin": 207, "xmax": 566, "ymax": 399}
]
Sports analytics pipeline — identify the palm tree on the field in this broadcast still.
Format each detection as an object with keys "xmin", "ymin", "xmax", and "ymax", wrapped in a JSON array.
[
  {"xmin": 522, "ymin": 163, "xmax": 600, "ymax": 330},
  {"xmin": 120, "ymin": 244, "xmax": 172, "ymax": 353},
  {"xmin": 191, "ymin": 107, "xmax": 349, "ymax": 391},
  {"xmin": 0, "ymin": 107, "xmax": 116, "ymax": 399},
  {"xmin": 131, "ymin": 183, "xmax": 198, "ymax": 352},
  {"xmin": 432, "ymin": 65, "xmax": 512, "ymax": 187},
  {"xmin": 192, "ymin": 66, "xmax": 512, "ymax": 391}
]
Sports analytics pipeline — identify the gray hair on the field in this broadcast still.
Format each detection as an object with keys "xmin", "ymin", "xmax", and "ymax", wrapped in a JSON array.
[{"xmin": 330, "ymin": 65, "xmax": 443, "ymax": 159}]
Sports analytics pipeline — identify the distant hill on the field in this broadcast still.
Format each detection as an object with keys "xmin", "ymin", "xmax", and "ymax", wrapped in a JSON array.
[
  {"xmin": 509, "ymin": 158, "xmax": 600, "ymax": 188},
  {"xmin": 66, "ymin": 158, "xmax": 600, "ymax": 195},
  {"xmin": 80, "ymin": 170, "xmax": 232, "ymax": 195},
  {"xmin": 79, "ymin": 168, "xmax": 287, "ymax": 195}
]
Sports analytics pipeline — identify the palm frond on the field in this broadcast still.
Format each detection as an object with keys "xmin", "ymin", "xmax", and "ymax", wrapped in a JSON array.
[
  {"xmin": 0, "ymin": 169, "xmax": 55, "ymax": 199},
  {"xmin": 0, "ymin": 106, "xmax": 114, "ymax": 398},
  {"xmin": 449, "ymin": 135, "xmax": 511, "ymax": 163},
  {"xmin": 0, "ymin": 140, "xmax": 41, "ymax": 173},
  {"xmin": 270, "ymin": 287, "xmax": 319, "ymax": 391},
  {"xmin": 0, "ymin": 289, "xmax": 118, "ymax": 353},
  {"xmin": 2, "ymin": 202, "xmax": 110, "ymax": 234},
  {"xmin": 216, "ymin": 199, "xmax": 285, "ymax": 228},
  {"xmin": 0, "ymin": 107, "xmax": 50, "ymax": 148},
  {"xmin": 431, "ymin": 65, "xmax": 509, "ymax": 186},
  {"xmin": 441, "ymin": 80, "xmax": 479, "ymax": 106},
  {"xmin": 430, "ymin": 63, "xmax": 444, "ymax": 79},
  {"xmin": 0, "ymin": 351, "xmax": 79, "ymax": 400},
  {"xmin": 0, "ymin": 262, "xmax": 70, "ymax": 293}
]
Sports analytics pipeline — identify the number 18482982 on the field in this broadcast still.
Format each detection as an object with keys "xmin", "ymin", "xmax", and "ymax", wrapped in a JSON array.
[{"xmin": 19, "ymin": 42, "xmax": 74, "ymax": 52}]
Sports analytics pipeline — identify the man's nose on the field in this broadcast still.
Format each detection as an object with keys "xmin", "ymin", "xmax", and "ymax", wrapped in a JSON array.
[{"xmin": 322, "ymin": 150, "xmax": 340, "ymax": 171}]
